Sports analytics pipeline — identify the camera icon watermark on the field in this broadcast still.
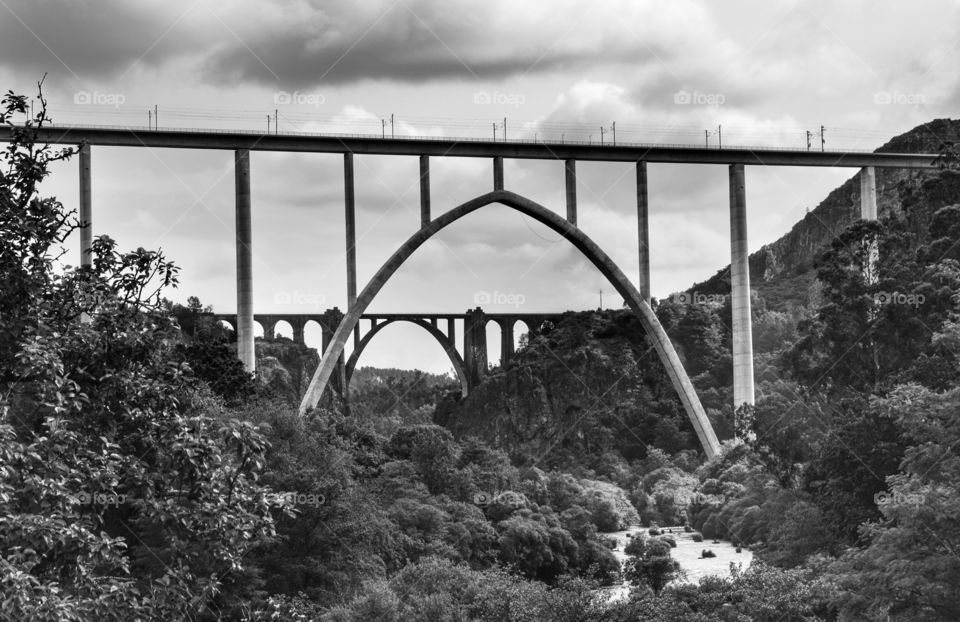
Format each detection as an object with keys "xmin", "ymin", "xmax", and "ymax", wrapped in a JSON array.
[
  {"xmin": 473, "ymin": 290, "xmax": 526, "ymax": 308},
  {"xmin": 274, "ymin": 290, "xmax": 326, "ymax": 309},
  {"xmin": 274, "ymin": 91, "xmax": 325, "ymax": 107},
  {"xmin": 873, "ymin": 291, "xmax": 925, "ymax": 308},
  {"xmin": 473, "ymin": 91, "xmax": 526, "ymax": 108},
  {"xmin": 873, "ymin": 91, "xmax": 925, "ymax": 106},
  {"xmin": 671, "ymin": 291, "xmax": 728, "ymax": 305},
  {"xmin": 73, "ymin": 90, "xmax": 126, "ymax": 108},
  {"xmin": 673, "ymin": 90, "xmax": 725, "ymax": 106}
]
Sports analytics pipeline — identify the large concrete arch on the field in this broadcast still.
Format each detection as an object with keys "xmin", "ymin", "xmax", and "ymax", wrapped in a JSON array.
[
  {"xmin": 345, "ymin": 318, "xmax": 469, "ymax": 398},
  {"xmin": 300, "ymin": 189, "xmax": 721, "ymax": 458}
]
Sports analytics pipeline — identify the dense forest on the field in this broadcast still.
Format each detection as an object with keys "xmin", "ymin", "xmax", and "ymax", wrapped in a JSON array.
[{"xmin": 2, "ymin": 89, "xmax": 959, "ymax": 621}]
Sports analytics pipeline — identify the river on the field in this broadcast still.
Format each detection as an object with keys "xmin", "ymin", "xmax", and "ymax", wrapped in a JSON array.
[{"xmin": 602, "ymin": 525, "xmax": 754, "ymax": 601}]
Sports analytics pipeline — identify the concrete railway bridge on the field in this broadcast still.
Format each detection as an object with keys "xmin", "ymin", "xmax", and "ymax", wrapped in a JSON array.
[{"xmin": 3, "ymin": 124, "xmax": 939, "ymax": 459}]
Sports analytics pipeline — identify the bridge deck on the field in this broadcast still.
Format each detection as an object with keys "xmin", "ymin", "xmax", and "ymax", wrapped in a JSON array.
[{"xmin": 0, "ymin": 125, "xmax": 938, "ymax": 168}]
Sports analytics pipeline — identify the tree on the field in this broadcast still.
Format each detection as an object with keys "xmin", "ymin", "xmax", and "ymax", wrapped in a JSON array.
[
  {"xmin": 624, "ymin": 537, "xmax": 681, "ymax": 595},
  {"xmin": 830, "ymin": 385, "xmax": 960, "ymax": 621},
  {"xmin": 0, "ymin": 84, "xmax": 278, "ymax": 620}
]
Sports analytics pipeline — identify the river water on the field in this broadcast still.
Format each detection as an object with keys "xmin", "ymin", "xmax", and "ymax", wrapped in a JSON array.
[{"xmin": 602, "ymin": 525, "xmax": 754, "ymax": 601}]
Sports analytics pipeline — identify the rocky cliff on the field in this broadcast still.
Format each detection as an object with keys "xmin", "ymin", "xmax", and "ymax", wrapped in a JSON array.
[{"xmin": 255, "ymin": 338, "xmax": 320, "ymax": 404}]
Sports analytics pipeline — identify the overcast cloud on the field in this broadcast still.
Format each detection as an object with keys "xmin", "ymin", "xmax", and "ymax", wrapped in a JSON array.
[{"xmin": 2, "ymin": 0, "xmax": 957, "ymax": 372}]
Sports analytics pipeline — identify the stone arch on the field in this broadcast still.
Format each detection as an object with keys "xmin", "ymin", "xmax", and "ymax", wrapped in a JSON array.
[
  {"xmin": 299, "ymin": 189, "xmax": 720, "ymax": 458},
  {"xmin": 513, "ymin": 318, "xmax": 532, "ymax": 351},
  {"xmin": 485, "ymin": 318, "xmax": 502, "ymax": 372},
  {"xmin": 273, "ymin": 319, "xmax": 294, "ymax": 340},
  {"xmin": 303, "ymin": 319, "xmax": 324, "ymax": 349},
  {"xmin": 344, "ymin": 318, "xmax": 469, "ymax": 398}
]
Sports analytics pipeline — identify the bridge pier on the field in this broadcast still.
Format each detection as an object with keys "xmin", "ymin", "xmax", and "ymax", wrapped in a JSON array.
[
  {"xmin": 292, "ymin": 319, "xmax": 305, "ymax": 345},
  {"xmin": 235, "ymin": 149, "xmax": 255, "ymax": 374},
  {"xmin": 636, "ymin": 161, "xmax": 650, "ymax": 304},
  {"xmin": 322, "ymin": 308, "xmax": 347, "ymax": 397},
  {"xmin": 500, "ymin": 319, "xmax": 515, "ymax": 369},
  {"xmin": 861, "ymin": 166, "xmax": 879, "ymax": 285},
  {"xmin": 493, "ymin": 156, "xmax": 504, "ymax": 190},
  {"xmin": 420, "ymin": 155, "xmax": 431, "ymax": 226},
  {"xmin": 464, "ymin": 307, "xmax": 488, "ymax": 388},
  {"xmin": 729, "ymin": 163, "xmax": 754, "ymax": 409},
  {"xmin": 79, "ymin": 143, "xmax": 92, "ymax": 267},
  {"xmin": 565, "ymin": 159, "xmax": 577, "ymax": 224}
]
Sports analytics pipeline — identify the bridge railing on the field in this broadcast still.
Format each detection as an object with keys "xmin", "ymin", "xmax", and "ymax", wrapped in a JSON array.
[{"xmin": 22, "ymin": 122, "xmax": 882, "ymax": 155}]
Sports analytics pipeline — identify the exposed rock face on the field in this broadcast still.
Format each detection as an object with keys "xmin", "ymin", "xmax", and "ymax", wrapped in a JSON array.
[
  {"xmin": 255, "ymin": 339, "xmax": 320, "ymax": 404},
  {"xmin": 442, "ymin": 312, "xmax": 700, "ymax": 466},
  {"xmin": 692, "ymin": 119, "xmax": 960, "ymax": 309}
]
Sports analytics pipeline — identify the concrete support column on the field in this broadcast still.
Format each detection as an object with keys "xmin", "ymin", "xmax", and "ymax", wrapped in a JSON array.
[
  {"xmin": 263, "ymin": 320, "xmax": 275, "ymax": 341},
  {"xmin": 344, "ymin": 153, "xmax": 357, "ymax": 307},
  {"xmin": 420, "ymin": 155, "xmax": 431, "ymax": 227},
  {"xmin": 79, "ymin": 143, "xmax": 92, "ymax": 267},
  {"xmin": 447, "ymin": 318, "xmax": 456, "ymax": 347},
  {"xmin": 861, "ymin": 166, "xmax": 879, "ymax": 285},
  {"xmin": 565, "ymin": 159, "xmax": 577, "ymax": 225},
  {"xmin": 292, "ymin": 320, "xmax": 305, "ymax": 345},
  {"xmin": 860, "ymin": 166, "xmax": 877, "ymax": 220},
  {"xmin": 636, "ymin": 161, "xmax": 651, "ymax": 304},
  {"xmin": 728, "ymin": 164, "xmax": 754, "ymax": 409},
  {"xmin": 493, "ymin": 156, "xmax": 504, "ymax": 190},
  {"xmin": 234, "ymin": 149, "xmax": 255, "ymax": 374},
  {"xmin": 500, "ymin": 320, "xmax": 515, "ymax": 369}
]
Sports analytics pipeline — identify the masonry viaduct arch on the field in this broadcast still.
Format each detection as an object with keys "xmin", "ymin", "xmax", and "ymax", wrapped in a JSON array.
[
  {"xmin": 344, "ymin": 317, "xmax": 469, "ymax": 398},
  {"xmin": 298, "ymin": 188, "xmax": 723, "ymax": 457}
]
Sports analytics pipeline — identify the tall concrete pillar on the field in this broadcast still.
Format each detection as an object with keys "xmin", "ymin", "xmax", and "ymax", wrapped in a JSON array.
[
  {"xmin": 344, "ymin": 153, "xmax": 357, "ymax": 307},
  {"xmin": 565, "ymin": 159, "xmax": 577, "ymax": 225},
  {"xmin": 861, "ymin": 166, "xmax": 879, "ymax": 284},
  {"xmin": 235, "ymin": 149, "xmax": 255, "ymax": 373},
  {"xmin": 263, "ymin": 318, "xmax": 275, "ymax": 341},
  {"xmin": 636, "ymin": 162, "xmax": 650, "ymax": 304},
  {"xmin": 447, "ymin": 318, "xmax": 456, "ymax": 347},
  {"xmin": 729, "ymin": 164, "xmax": 754, "ymax": 409},
  {"xmin": 500, "ymin": 320, "xmax": 515, "ymax": 369},
  {"xmin": 79, "ymin": 143, "xmax": 92, "ymax": 267},
  {"xmin": 860, "ymin": 166, "xmax": 877, "ymax": 220},
  {"xmin": 292, "ymin": 320, "xmax": 305, "ymax": 345},
  {"xmin": 420, "ymin": 155, "xmax": 431, "ymax": 227},
  {"xmin": 493, "ymin": 156, "xmax": 504, "ymax": 191}
]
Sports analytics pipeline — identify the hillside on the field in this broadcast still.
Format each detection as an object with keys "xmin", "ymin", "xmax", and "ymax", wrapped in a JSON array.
[{"xmin": 690, "ymin": 118, "xmax": 960, "ymax": 310}]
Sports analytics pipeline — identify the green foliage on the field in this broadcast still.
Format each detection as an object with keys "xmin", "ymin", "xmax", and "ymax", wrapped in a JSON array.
[
  {"xmin": 0, "ymin": 85, "xmax": 276, "ymax": 621},
  {"xmin": 624, "ymin": 533, "xmax": 681, "ymax": 595}
]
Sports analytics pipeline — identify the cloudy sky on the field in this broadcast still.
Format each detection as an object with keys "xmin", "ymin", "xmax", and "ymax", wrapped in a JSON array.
[{"xmin": 2, "ymin": 0, "xmax": 958, "ymax": 373}]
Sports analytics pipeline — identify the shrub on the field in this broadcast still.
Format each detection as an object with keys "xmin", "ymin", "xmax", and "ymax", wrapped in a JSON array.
[
  {"xmin": 692, "ymin": 533, "xmax": 704, "ymax": 543},
  {"xmin": 648, "ymin": 527, "xmax": 661, "ymax": 536},
  {"xmin": 701, "ymin": 549, "xmax": 717, "ymax": 558},
  {"xmin": 659, "ymin": 535, "xmax": 677, "ymax": 548}
]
